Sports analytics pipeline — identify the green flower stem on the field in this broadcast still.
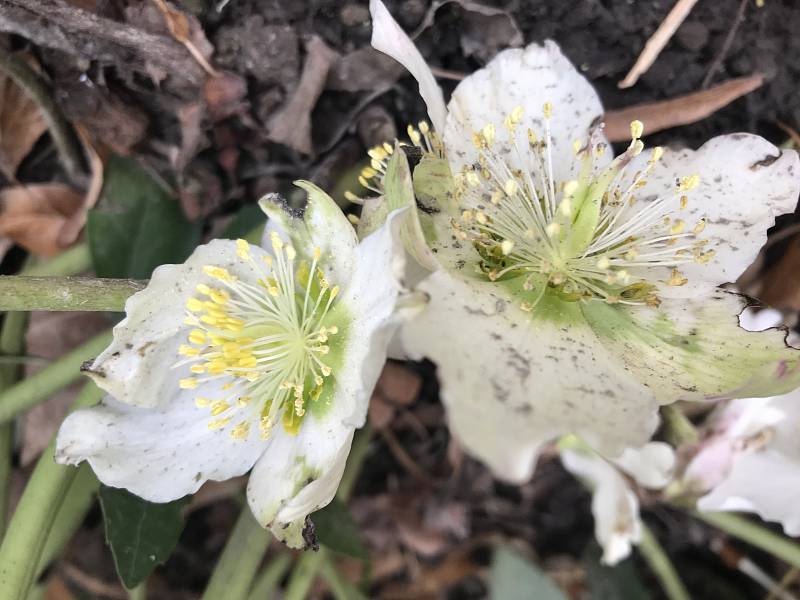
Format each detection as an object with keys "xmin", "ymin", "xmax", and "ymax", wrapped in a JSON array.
[
  {"xmin": 0, "ymin": 382, "xmax": 103, "ymax": 600},
  {"xmin": 694, "ymin": 511, "xmax": 800, "ymax": 570},
  {"xmin": 320, "ymin": 559, "xmax": 368, "ymax": 600},
  {"xmin": 0, "ymin": 329, "xmax": 112, "ymax": 424},
  {"xmin": 638, "ymin": 523, "xmax": 691, "ymax": 600},
  {"xmin": 21, "ymin": 244, "xmax": 92, "ymax": 277},
  {"xmin": 0, "ymin": 276, "xmax": 145, "ymax": 312},
  {"xmin": 0, "ymin": 311, "xmax": 28, "ymax": 534},
  {"xmin": 283, "ymin": 426, "xmax": 373, "ymax": 600},
  {"xmin": 127, "ymin": 583, "xmax": 147, "ymax": 600},
  {"xmin": 247, "ymin": 554, "xmax": 292, "ymax": 600},
  {"xmin": 660, "ymin": 404, "xmax": 699, "ymax": 446},
  {"xmin": 201, "ymin": 507, "xmax": 271, "ymax": 600}
]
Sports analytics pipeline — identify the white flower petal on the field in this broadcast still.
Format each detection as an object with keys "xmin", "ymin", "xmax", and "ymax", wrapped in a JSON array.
[
  {"xmin": 621, "ymin": 135, "xmax": 799, "ymax": 296},
  {"xmin": 369, "ymin": 0, "xmax": 447, "ymax": 133},
  {"xmin": 400, "ymin": 270, "xmax": 659, "ymax": 482},
  {"xmin": 444, "ymin": 40, "xmax": 608, "ymax": 185},
  {"xmin": 613, "ymin": 442, "xmax": 675, "ymax": 489},
  {"xmin": 55, "ymin": 382, "xmax": 269, "ymax": 502},
  {"xmin": 697, "ymin": 389, "xmax": 800, "ymax": 535},
  {"xmin": 260, "ymin": 182, "xmax": 358, "ymax": 286},
  {"xmin": 584, "ymin": 289, "xmax": 800, "ymax": 403},
  {"xmin": 85, "ymin": 240, "xmax": 268, "ymax": 408},
  {"xmin": 247, "ymin": 416, "xmax": 354, "ymax": 548},
  {"xmin": 561, "ymin": 449, "xmax": 642, "ymax": 565}
]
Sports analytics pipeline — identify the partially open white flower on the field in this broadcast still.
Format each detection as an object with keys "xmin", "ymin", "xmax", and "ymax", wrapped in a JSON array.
[
  {"xmin": 365, "ymin": 0, "xmax": 800, "ymax": 482},
  {"xmin": 561, "ymin": 437, "xmax": 675, "ymax": 565},
  {"xmin": 56, "ymin": 182, "xmax": 406, "ymax": 547},
  {"xmin": 684, "ymin": 386, "xmax": 800, "ymax": 535}
]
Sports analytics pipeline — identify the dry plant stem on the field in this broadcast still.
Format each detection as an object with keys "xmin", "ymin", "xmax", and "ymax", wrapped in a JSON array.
[
  {"xmin": 0, "ymin": 329, "xmax": 112, "ymax": 424},
  {"xmin": 0, "ymin": 311, "xmax": 28, "ymax": 534},
  {"xmin": 695, "ymin": 512, "xmax": 800, "ymax": 570},
  {"xmin": 618, "ymin": 0, "xmax": 700, "ymax": 88},
  {"xmin": 701, "ymin": 0, "xmax": 749, "ymax": 88},
  {"xmin": 638, "ymin": 523, "xmax": 691, "ymax": 600},
  {"xmin": 0, "ymin": 382, "xmax": 103, "ymax": 600},
  {"xmin": 0, "ymin": 48, "xmax": 85, "ymax": 182},
  {"xmin": 604, "ymin": 74, "xmax": 764, "ymax": 142},
  {"xmin": 247, "ymin": 554, "xmax": 292, "ymax": 600},
  {"xmin": 0, "ymin": 276, "xmax": 145, "ymax": 312},
  {"xmin": 283, "ymin": 426, "xmax": 373, "ymax": 600},
  {"xmin": 201, "ymin": 508, "xmax": 271, "ymax": 600}
]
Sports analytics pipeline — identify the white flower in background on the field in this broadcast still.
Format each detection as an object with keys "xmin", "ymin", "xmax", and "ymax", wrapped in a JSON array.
[
  {"xmin": 363, "ymin": 0, "xmax": 800, "ymax": 482},
  {"xmin": 56, "ymin": 181, "xmax": 406, "ymax": 548},
  {"xmin": 560, "ymin": 437, "xmax": 675, "ymax": 564},
  {"xmin": 683, "ymin": 388, "xmax": 800, "ymax": 536}
]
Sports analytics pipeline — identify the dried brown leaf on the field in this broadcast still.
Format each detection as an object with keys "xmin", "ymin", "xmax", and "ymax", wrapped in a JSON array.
[
  {"xmin": 266, "ymin": 36, "xmax": 339, "ymax": 155},
  {"xmin": 604, "ymin": 74, "xmax": 764, "ymax": 142},
  {"xmin": 203, "ymin": 71, "xmax": 247, "ymax": 122},
  {"xmin": 756, "ymin": 237, "xmax": 800, "ymax": 311},
  {"xmin": 377, "ymin": 363, "xmax": 421, "ymax": 407},
  {"xmin": 0, "ymin": 53, "xmax": 47, "ymax": 180},
  {"xmin": 0, "ymin": 183, "xmax": 84, "ymax": 256}
]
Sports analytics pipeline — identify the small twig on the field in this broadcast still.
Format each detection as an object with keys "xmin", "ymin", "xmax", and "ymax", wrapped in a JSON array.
[
  {"xmin": 0, "ymin": 48, "xmax": 86, "ymax": 183},
  {"xmin": 701, "ymin": 0, "xmax": 749, "ymax": 88},
  {"xmin": 0, "ymin": 276, "xmax": 145, "ymax": 312},
  {"xmin": 618, "ymin": 0, "xmax": 700, "ymax": 89}
]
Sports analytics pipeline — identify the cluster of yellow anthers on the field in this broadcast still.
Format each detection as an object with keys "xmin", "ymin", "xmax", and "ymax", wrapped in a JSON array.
[
  {"xmin": 451, "ymin": 103, "xmax": 712, "ymax": 306},
  {"xmin": 345, "ymin": 120, "xmax": 444, "ymax": 206},
  {"xmin": 176, "ymin": 234, "xmax": 340, "ymax": 441}
]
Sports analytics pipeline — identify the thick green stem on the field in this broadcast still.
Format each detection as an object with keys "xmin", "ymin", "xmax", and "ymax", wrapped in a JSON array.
[
  {"xmin": 20, "ymin": 244, "xmax": 92, "ymax": 278},
  {"xmin": 283, "ymin": 551, "xmax": 326, "ymax": 600},
  {"xmin": 0, "ymin": 382, "xmax": 103, "ymax": 600},
  {"xmin": 0, "ymin": 276, "xmax": 144, "ymax": 312},
  {"xmin": 637, "ymin": 523, "xmax": 691, "ymax": 600},
  {"xmin": 0, "ymin": 49, "xmax": 85, "ymax": 182},
  {"xmin": 247, "ymin": 554, "xmax": 292, "ymax": 600},
  {"xmin": 0, "ymin": 329, "xmax": 112, "ymax": 423},
  {"xmin": 695, "ymin": 511, "xmax": 800, "ymax": 570},
  {"xmin": 0, "ymin": 311, "xmax": 28, "ymax": 534},
  {"xmin": 201, "ymin": 508, "xmax": 271, "ymax": 600},
  {"xmin": 660, "ymin": 404, "xmax": 698, "ymax": 446},
  {"xmin": 320, "ymin": 559, "xmax": 368, "ymax": 600}
]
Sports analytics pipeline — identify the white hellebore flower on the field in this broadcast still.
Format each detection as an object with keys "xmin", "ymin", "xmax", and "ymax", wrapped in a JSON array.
[
  {"xmin": 56, "ymin": 182, "xmax": 406, "ymax": 548},
  {"xmin": 363, "ymin": 0, "xmax": 800, "ymax": 483},
  {"xmin": 683, "ymin": 388, "xmax": 800, "ymax": 536},
  {"xmin": 560, "ymin": 438, "xmax": 675, "ymax": 565}
]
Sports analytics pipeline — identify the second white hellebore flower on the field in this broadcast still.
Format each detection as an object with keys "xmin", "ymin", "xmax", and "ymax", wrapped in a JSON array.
[
  {"xmin": 56, "ymin": 182, "xmax": 406, "ymax": 547},
  {"xmin": 363, "ymin": 0, "xmax": 800, "ymax": 482}
]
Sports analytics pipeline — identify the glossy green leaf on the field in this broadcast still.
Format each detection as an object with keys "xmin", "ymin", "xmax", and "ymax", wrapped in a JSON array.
[
  {"xmin": 489, "ymin": 546, "xmax": 568, "ymax": 600},
  {"xmin": 88, "ymin": 156, "xmax": 201, "ymax": 278},
  {"xmin": 312, "ymin": 498, "xmax": 368, "ymax": 560},
  {"xmin": 99, "ymin": 486, "xmax": 190, "ymax": 589},
  {"xmin": 219, "ymin": 203, "xmax": 266, "ymax": 243}
]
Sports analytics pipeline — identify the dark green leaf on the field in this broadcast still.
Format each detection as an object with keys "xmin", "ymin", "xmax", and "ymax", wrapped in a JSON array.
[
  {"xmin": 88, "ymin": 156, "xmax": 201, "ymax": 278},
  {"xmin": 218, "ymin": 202, "xmax": 266, "ymax": 243},
  {"xmin": 99, "ymin": 485, "xmax": 190, "ymax": 589},
  {"xmin": 489, "ymin": 546, "xmax": 568, "ymax": 600},
  {"xmin": 312, "ymin": 498, "xmax": 368, "ymax": 560},
  {"xmin": 582, "ymin": 542, "xmax": 650, "ymax": 600}
]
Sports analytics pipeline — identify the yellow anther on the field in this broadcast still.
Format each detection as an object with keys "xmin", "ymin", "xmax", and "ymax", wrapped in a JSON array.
[
  {"xmin": 209, "ymin": 289, "xmax": 229, "ymax": 305},
  {"xmin": 370, "ymin": 158, "xmax": 382, "ymax": 171},
  {"xmin": 625, "ymin": 248, "xmax": 639, "ymax": 260},
  {"xmin": 651, "ymin": 146, "xmax": 665, "ymax": 162},
  {"xmin": 209, "ymin": 417, "xmax": 232, "ymax": 431},
  {"xmin": 230, "ymin": 421, "xmax": 250, "ymax": 440},
  {"xmin": 596, "ymin": 256, "xmax": 611, "ymax": 270},
  {"xmin": 196, "ymin": 283, "xmax": 211, "ymax": 295},
  {"xmin": 475, "ymin": 211, "xmax": 488, "ymax": 225},
  {"xmin": 482, "ymin": 123, "xmax": 496, "ymax": 146},
  {"xmin": 263, "ymin": 255, "xmax": 273, "ymax": 268},
  {"xmin": 383, "ymin": 142, "xmax": 394, "ymax": 154},
  {"xmin": 504, "ymin": 179, "xmax": 518, "ymax": 196},
  {"xmin": 563, "ymin": 180, "xmax": 579, "ymax": 196},
  {"xmin": 367, "ymin": 147, "xmax": 387, "ymax": 161},
  {"xmin": 237, "ymin": 396, "xmax": 252, "ymax": 407},
  {"xmin": 419, "ymin": 121, "xmax": 430, "ymax": 134},
  {"xmin": 179, "ymin": 344, "xmax": 200, "ymax": 356},
  {"xmin": 520, "ymin": 302, "xmax": 533, "ymax": 312},
  {"xmin": 179, "ymin": 378, "xmax": 199, "ymax": 389},
  {"xmin": 630, "ymin": 120, "xmax": 644, "ymax": 140},
  {"xmin": 465, "ymin": 171, "xmax": 480, "ymax": 187},
  {"xmin": 560, "ymin": 197, "xmax": 572, "ymax": 217},
  {"xmin": 546, "ymin": 222, "xmax": 561, "ymax": 237},
  {"xmin": 679, "ymin": 174, "xmax": 700, "ymax": 191},
  {"xmin": 203, "ymin": 266, "xmax": 235, "ymax": 282},
  {"xmin": 358, "ymin": 175, "xmax": 370, "ymax": 189},
  {"xmin": 407, "ymin": 125, "xmax": 421, "ymax": 145},
  {"xmin": 327, "ymin": 325, "xmax": 338, "ymax": 335},
  {"xmin": 668, "ymin": 269, "xmax": 688, "ymax": 286},
  {"xmin": 527, "ymin": 128, "xmax": 537, "ymax": 146},
  {"xmin": 270, "ymin": 231, "xmax": 284, "ymax": 253},
  {"xmin": 315, "ymin": 345, "xmax": 330, "ymax": 354},
  {"xmin": 320, "ymin": 364, "xmax": 332, "ymax": 377},
  {"xmin": 361, "ymin": 166, "xmax": 377, "ymax": 178},
  {"xmin": 510, "ymin": 105, "xmax": 524, "ymax": 123},
  {"xmin": 695, "ymin": 249, "xmax": 716, "ymax": 264},
  {"xmin": 190, "ymin": 364, "xmax": 206, "ymax": 374},
  {"xmin": 286, "ymin": 245, "xmax": 296, "ymax": 261},
  {"xmin": 679, "ymin": 195, "xmax": 689, "ymax": 210},
  {"xmin": 268, "ymin": 286, "xmax": 279, "ymax": 297},
  {"xmin": 313, "ymin": 247, "xmax": 322, "ymax": 261},
  {"xmin": 344, "ymin": 190, "xmax": 361, "ymax": 203},
  {"xmin": 236, "ymin": 238, "xmax": 250, "ymax": 259},
  {"xmin": 670, "ymin": 220, "xmax": 686, "ymax": 235},
  {"xmin": 347, "ymin": 213, "xmax": 360, "ymax": 225},
  {"xmin": 461, "ymin": 210, "xmax": 473, "ymax": 222},
  {"xmin": 314, "ymin": 375, "xmax": 324, "ymax": 386},
  {"xmin": 186, "ymin": 297, "xmax": 204, "ymax": 312},
  {"xmin": 543, "ymin": 102, "xmax": 552, "ymax": 119},
  {"xmin": 490, "ymin": 190, "xmax": 503, "ymax": 205},
  {"xmin": 693, "ymin": 219, "xmax": 706, "ymax": 235},
  {"xmin": 500, "ymin": 240, "xmax": 515, "ymax": 255},
  {"xmin": 195, "ymin": 397, "xmax": 210, "ymax": 408},
  {"xmin": 572, "ymin": 139, "xmax": 582, "ymax": 155},
  {"xmin": 210, "ymin": 400, "xmax": 231, "ymax": 416},
  {"xmin": 629, "ymin": 139, "xmax": 644, "ymax": 156}
]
